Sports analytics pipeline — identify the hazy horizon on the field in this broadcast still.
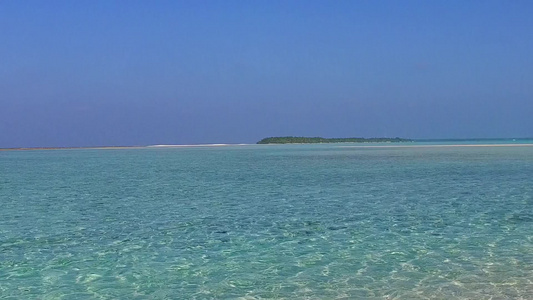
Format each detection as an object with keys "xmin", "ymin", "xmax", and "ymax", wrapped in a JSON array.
[
  {"xmin": 2, "ymin": 1, "xmax": 532, "ymax": 148},
  {"xmin": 3, "ymin": 136, "xmax": 533, "ymax": 149}
]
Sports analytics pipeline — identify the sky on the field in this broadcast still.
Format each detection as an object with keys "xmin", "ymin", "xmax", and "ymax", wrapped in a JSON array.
[{"xmin": 1, "ymin": 0, "xmax": 532, "ymax": 147}]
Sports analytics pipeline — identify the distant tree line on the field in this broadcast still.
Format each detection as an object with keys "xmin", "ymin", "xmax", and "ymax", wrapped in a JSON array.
[{"xmin": 257, "ymin": 136, "xmax": 412, "ymax": 144}]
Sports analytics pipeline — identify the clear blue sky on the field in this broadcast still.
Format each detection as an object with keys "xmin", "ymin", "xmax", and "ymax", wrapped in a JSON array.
[{"xmin": 1, "ymin": 0, "xmax": 532, "ymax": 147}]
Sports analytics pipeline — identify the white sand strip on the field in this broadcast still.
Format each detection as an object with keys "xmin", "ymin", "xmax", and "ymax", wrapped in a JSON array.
[{"xmin": 147, "ymin": 144, "xmax": 253, "ymax": 148}]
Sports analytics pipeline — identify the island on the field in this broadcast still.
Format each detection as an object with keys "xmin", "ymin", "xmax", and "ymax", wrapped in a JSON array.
[{"xmin": 257, "ymin": 136, "xmax": 413, "ymax": 144}]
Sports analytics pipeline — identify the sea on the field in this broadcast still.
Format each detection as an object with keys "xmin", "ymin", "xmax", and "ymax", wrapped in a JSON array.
[{"xmin": 1, "ymin": 141, "xmax": 532, "ymax": 299}]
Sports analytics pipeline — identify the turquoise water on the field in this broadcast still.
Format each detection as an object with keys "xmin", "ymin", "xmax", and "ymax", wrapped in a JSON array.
[{"xmin": 1, "ymin": 143, "xmax": 532, "ymax": 299}]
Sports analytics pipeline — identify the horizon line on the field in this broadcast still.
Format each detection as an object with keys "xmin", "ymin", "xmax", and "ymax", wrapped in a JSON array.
[{"xmin": 1, "ymin": 137, "xmax": 533, "ymax": 151}]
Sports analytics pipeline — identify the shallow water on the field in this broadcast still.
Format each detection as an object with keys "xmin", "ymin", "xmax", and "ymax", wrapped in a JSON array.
[{"xmin": 1, "ymin": 143, "xmax": 532, "ymax": 299}]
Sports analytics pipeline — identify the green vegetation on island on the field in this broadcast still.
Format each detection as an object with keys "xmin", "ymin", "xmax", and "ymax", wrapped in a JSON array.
[{"xmin": 257, "ymin": 136, "xmax": 412, "ymax": 144}]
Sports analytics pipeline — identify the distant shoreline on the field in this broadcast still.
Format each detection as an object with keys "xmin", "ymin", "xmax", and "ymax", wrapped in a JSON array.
[{"xmin": 257, "ymin": 136, "xmax": 412, "ymax": 144}]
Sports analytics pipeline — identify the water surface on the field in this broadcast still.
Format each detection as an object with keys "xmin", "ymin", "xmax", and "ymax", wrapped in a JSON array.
[{"xmin": 1, "ymin": 143, "xmax": 532, "ymax": 299}]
